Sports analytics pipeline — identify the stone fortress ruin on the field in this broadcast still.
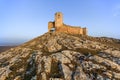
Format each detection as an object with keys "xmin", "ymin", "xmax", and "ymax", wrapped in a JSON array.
[{"xmin": 48, "ymin": 12, "xmax": 88, "ymax": 35}]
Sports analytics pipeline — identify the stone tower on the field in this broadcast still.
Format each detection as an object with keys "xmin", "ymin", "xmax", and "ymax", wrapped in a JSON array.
[
  {"xmin": 55, "ymin": 12, "xmax": 63, "ymax": 28},
  {"xmin": 83, "ymin": 27, "xmax": 87, "ymax": 35}
]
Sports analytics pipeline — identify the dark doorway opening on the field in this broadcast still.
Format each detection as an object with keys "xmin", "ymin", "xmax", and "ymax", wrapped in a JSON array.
[{"xmin": 50, "ymin": 28, "xmax": 56, "ymax": 32}]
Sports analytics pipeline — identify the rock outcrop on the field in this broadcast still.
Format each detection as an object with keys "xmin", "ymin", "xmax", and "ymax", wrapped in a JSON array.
[{"xmin": 0, "ymin": 32, "xmax": 120, "ymax": 80}]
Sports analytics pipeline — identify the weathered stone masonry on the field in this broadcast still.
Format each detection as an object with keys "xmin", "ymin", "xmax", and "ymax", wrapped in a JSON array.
[{"xmin": 48, "ymin": 12, "xmax": 87, "ymax": 35}]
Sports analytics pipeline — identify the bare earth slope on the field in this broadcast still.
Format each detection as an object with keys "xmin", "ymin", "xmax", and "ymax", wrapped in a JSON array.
[{"xmin": 0, "ymin": 32, "xmax": 120, "ymax": 80}]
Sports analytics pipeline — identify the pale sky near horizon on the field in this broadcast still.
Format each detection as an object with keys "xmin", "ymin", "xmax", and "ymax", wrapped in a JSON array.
[{"xmin": 0, "ymin": 0, "xmax": 120, "ymax": 45}]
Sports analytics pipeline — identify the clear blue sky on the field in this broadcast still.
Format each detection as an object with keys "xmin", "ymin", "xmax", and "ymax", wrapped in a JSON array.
[{"xmin": 0, "ymin": 0, "xmax": 120, "ymax": 45}]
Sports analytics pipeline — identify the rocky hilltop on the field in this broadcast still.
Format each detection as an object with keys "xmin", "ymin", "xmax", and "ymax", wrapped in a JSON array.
[{"xmin": 0, "ymin": 32, "xmax": 120, "ymax": 80}]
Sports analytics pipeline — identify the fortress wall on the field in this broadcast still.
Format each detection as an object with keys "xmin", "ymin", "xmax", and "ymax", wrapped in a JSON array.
[
  {"xmin": 63, "ymin": 24, "xmax": 82, "ymax": 34},
  {"xmin": 67, "ymin": 27, "xmax": 80, "ymax": 34},
  {"xmin": 48, "ymin": 22, "xmax": 87, "ymax": 35},
  {"xmin": 56, "ymin": 26, "xmax": 68, "ymax": 33}
]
